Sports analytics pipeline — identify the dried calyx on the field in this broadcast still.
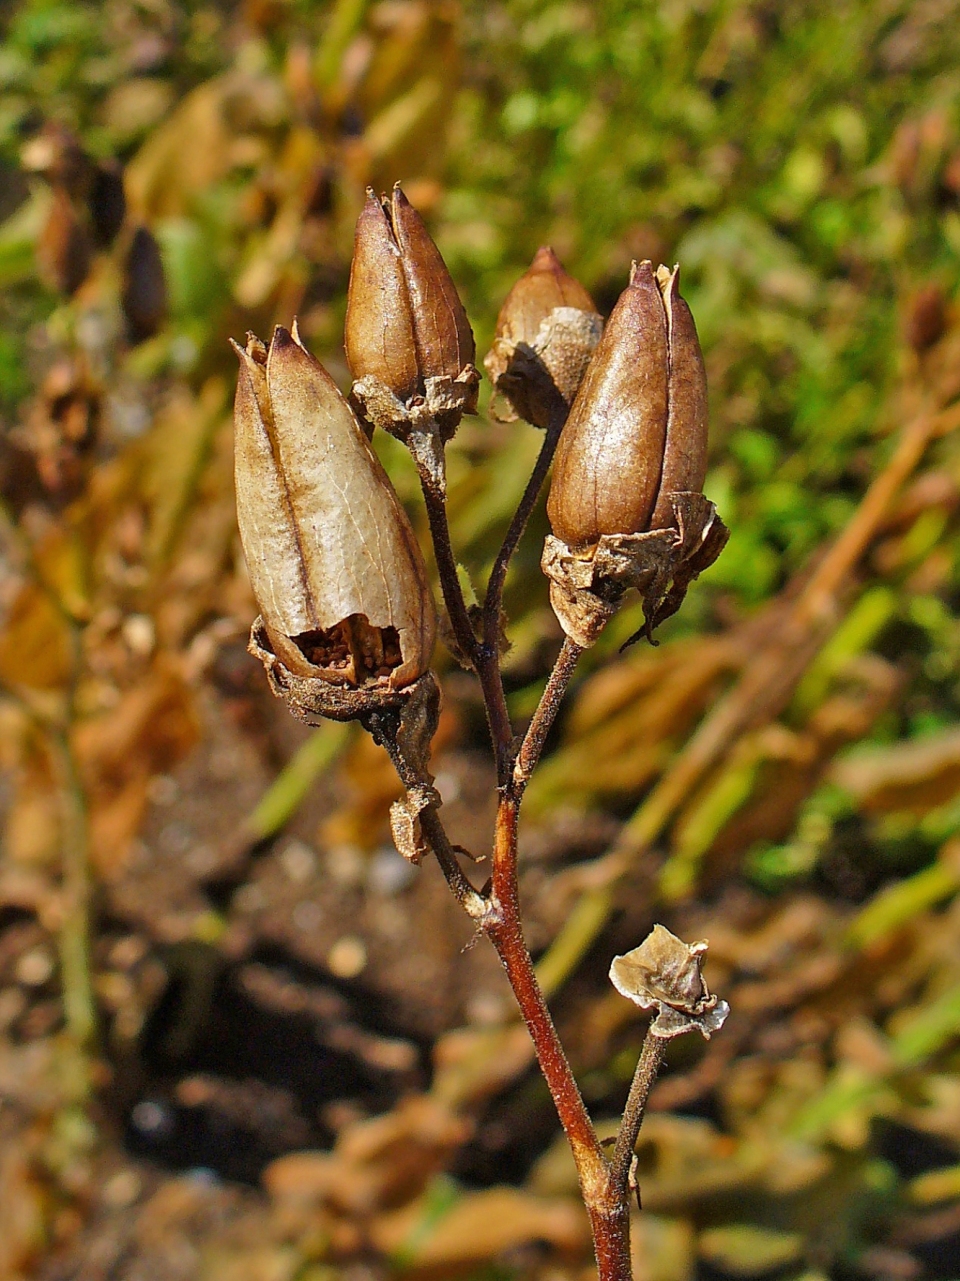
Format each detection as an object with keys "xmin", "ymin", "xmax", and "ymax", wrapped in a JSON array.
[
  {"xmin": 232, "ymin": 323, "xmax": 436, "ymax": 704},
  {"xmin": 484, "ymin": 246, "xmax": 602, "ymax": 430},
  {"xmin": 543, "ymin": 260, "xmax": 728, "ymax": 647},
  {"xmin": 345, "ymin": 184, "xmax": 479, "ymax": 486},
  {"xmin": 609, "ymin": 925, "xmax": 729, "ymax": 1041}
]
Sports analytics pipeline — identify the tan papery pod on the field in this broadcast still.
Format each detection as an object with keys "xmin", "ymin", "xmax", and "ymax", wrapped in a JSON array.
[{"xmin": 232, "ymin": 324, "xmax": 435, "ymax": 689}]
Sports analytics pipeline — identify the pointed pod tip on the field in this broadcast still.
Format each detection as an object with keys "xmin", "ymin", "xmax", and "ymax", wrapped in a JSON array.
[
  {"xmin": 531, "ymin": 245, "xmax": 560, "ymax": 269},
  {"xmin": 231, "ymin": 333, "xmax": 267, "ymax": 367},
  {"xmin": 628, "ymin": 259, "xmax": 655, "ymax": 288},
  {"xmin": 271, "ymin": 324, "xmax": 294, "ymax": 351},
  {"xmin": 390, "ymin": 182, "xmax": 412, "ymax": 215}
]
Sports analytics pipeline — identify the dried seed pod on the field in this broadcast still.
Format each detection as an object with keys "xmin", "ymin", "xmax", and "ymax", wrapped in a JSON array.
[
  {"xmin": 484, "ymin": 246, "xmax": 602, "ymax": 429},
  {"xmin": 494, "ymin": 246, "xmax": 597, "ymax": 349},
  {"xmin": 548, "ymin": 260, "xmax": 668, "ymax": 549},
  {"xmin": 344, "ymin": 190, "xmax": 421, "ymax": 403},
  {"xmin": 345, "ymin": 183, "xmax": 475, "ymax": 399},
  {"xmin": 232, "ymin": 324, "xmax": 436, "ymax": 690},
  {"xmin": 345, "ymin": 184, "xmax": 478, "ymax": 462},
  {"xmin": 543, "ymin": 261, "xmax": 726, "ymax": 646},
  {"xmin": 609, "ymin": 925, "xmax": 729, "ymax": 1041},
  {"xmin": 122, "ymin": 226, "xmax": 167, "ymax": 342}
]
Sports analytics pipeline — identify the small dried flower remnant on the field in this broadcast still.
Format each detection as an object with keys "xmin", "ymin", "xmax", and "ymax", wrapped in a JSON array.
[
  {"xmin": 609, "ymin": 924, "xmax": 729, "ymax": 1040},
  {"xmin": 345, "ymin": 183, "xmax": 479, "ymax": 447},
  {"xmin": 232, "ymin": 324, "xmax": 436, "ymax": 690},
  {"xmin": 484, "ymin": 246, "xmax": 602, "ymax": 429},
  {"xmin": 543, "ymin": 260, "xmax": 728, "ymax": 646}
]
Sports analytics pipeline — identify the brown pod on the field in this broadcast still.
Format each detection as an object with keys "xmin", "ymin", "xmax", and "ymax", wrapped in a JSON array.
[
  {"xmin": 232, "ymin": 324, "xmax": 436, "ymax": 689},
  {"xmin": 344, "ymin": 190, "xmax": 420, "ymax": 401},
  {"xmin": 343, "ymin": 183, "xmax": 474, "ymax": 401},
  {"xmin": 122, "ymin": 226, "xmax": 167, "ymax": 342},
  {"xmin": 37, "ymin": 188, "xmax": 92, "ymax": 296},
  {"xmin": 649, "ymin": 265, "xmax": 709, "ymax": 531},
  {"xmin": 493, "ymin": 245, "xmax": 597, "ymax": 348},
  {"xmin": 548, "ymin": 260, "xmax": 668, "ymax": 549},
  {"xmin": 389, "ymin": 184, "xmax": 475, "ymax": 383},
  {"xmin": 484, "ymin": 246, "xmax": 602, "ymax": 428}
]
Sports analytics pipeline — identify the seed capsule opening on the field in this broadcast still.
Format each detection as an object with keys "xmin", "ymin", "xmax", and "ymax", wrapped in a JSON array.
[{"xmin": 293, "ymin": 614, "xmax": 403, "ymax": 686}]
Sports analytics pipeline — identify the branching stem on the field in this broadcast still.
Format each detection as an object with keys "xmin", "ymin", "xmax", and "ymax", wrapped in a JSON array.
[{"xmin": 405, "ymin": 413, "xmax": 670, "ymax": 1281}]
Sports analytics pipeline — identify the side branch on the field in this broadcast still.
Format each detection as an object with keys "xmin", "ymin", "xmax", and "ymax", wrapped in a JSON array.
[
  {"xmin": 609, "ymin": 1029, "xmax": 666, "ymax": 1196},
  {"xmin": 419, "ymin": 475, "xmax": 480, "ymax": 667},
  {"xmin": 483, "ymin": 416, "xmax": 564, "ymax": 652},
  {"xmin": 514, "ymin": 635, "xmax": 582, "ymax": 793}
]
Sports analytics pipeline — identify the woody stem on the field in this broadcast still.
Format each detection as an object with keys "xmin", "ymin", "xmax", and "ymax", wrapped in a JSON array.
[{"xmin": 419, "ymin": 473, "xmax": 513, "ymax": 785}]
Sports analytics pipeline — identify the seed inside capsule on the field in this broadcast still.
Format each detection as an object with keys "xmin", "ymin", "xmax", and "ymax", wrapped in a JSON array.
[{"xmin": 293, "ymin": 615, "xmax": 403, "ymax": 686}]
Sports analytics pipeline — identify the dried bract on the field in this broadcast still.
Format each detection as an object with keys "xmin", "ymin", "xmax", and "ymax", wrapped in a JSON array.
[
  {"xmin": 609, "ymin": 924, "xmax": 729, "ymax": 1041},
  {"xmin": 484, "ymin": 246, "xmax": 602, "ymax": 429},
  {"xmin": 345, "ymin": 184, "xmax": 479, "ymax": 487},
  {"xmin": 233, "ymin": 324, "xmax": 436, "ymax": 694},
  {"xmin": 543, "ymin": 261, "xmax": 727, "ymax": 645}
]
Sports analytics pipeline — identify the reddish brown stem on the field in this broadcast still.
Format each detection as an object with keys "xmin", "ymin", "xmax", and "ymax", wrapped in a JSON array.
[
  {"xmin": 487, "ymin": 799, "xmax": 606, "ymax": 1181},
  {"xmin": 415, "ymin": 443, "xmax": 638, "ymax": 1278}
]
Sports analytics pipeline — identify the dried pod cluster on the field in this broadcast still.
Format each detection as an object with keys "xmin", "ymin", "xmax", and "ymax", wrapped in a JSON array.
[
  {"xmin": 484, "ymin": 246, "xmax": 602, "ymax": 429},
  {"xmin": 234, "ymin": 191, "xmax": 726, "ymax": 726},
  {"xmin": 230, "ymin": 184, "xmax": 729, "ymax": 1281},
  {"xmin": 543, "ymin": 260, "xmax": 728, "ymax": 646},
  {"xmin": 233, "ymin": 324, "xmax": 436, "ymax": 698}
]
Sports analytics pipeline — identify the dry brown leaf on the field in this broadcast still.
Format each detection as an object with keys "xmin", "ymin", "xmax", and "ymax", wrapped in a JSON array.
[
  {"xmin": 71, "ymin": 659, "xmax": 199, "ymax": 877},
  {"xmin": 0, "ymin": 584, "xmax": 75, "ymax": 691},
  {"xmin": 831, "ymin": 724, "xmax": 960, "ymax": 815}
]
